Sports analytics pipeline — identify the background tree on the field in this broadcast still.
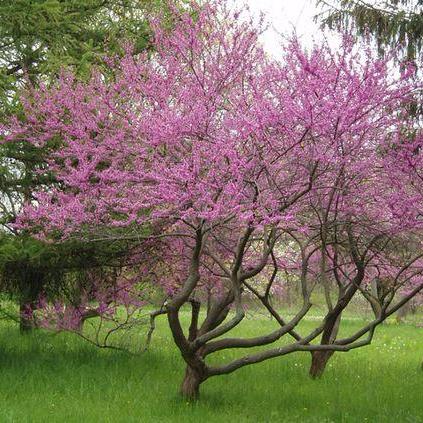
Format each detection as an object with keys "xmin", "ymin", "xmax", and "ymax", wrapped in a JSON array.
[
  {"xmin": 315, "ymin": 0, "xmax": 423, "ymax": 325},
  {"xmin": 315, "ymin": 0, "xmax": 423, "ymax": 62}
]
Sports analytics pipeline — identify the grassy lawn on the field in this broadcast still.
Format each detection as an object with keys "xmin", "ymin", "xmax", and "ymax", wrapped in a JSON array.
[{"xmin": 0, "ymin": 312, "xmax": 422, "ymax": 422}]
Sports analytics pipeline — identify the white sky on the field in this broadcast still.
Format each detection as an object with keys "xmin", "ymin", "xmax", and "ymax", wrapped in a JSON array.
[{"xmin": 233, "ymin": 0, "xmax": 332, "ymax": 56}]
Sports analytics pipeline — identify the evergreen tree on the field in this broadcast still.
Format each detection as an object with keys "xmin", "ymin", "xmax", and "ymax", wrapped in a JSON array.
[
  {"xmin": 316, "ymin": 1, "xmax": 423, "ymax": 61},
  {"xmin": 0, "ymin": 0, "xmax": 175, "ymax": 331}
]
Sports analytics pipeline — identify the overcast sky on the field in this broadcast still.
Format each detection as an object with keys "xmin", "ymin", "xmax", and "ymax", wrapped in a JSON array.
[{"xmin": 233, "ymin": 0, "xmax": 330, "ymax": 56}]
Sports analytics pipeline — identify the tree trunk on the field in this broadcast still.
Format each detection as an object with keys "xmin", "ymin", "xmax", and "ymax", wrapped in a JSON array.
[
  {"xmin": 180, "ymin": 365, "xmax": 203, "ymax": 401},
  {"xmin": 19, "ymin": 302, "xmax": 36, "ymax": 333},
  {"xmin": 309, "ymin": 311, "xmax": 342, "ymax": 378},
  {"xmin": 396, "ymin": 299, "xmax": 415, "ymax": 323},
  {"xmin": 369, "ymin": 300, "xmax": 383, "ymax": 320},
  {"xmin": 309, "ymin": 351, "xmax": 334, "ymax": 379}
]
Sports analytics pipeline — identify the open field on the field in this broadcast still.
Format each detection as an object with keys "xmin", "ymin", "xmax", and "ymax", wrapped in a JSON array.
[{"xmin": 0, "ymin": 312, "xmax": 422, "ymax": 422}]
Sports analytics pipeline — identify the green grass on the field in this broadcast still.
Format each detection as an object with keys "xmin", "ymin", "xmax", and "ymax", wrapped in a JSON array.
[{"xmin": 0, "ymin": 313, "xmax": 422, "ymax": 422}]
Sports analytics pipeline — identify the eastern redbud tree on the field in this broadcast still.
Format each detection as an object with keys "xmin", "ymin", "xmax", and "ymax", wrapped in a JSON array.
[{"xmin": 2, "ymin": 0, "xmax": 423, "ymax": 399}]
